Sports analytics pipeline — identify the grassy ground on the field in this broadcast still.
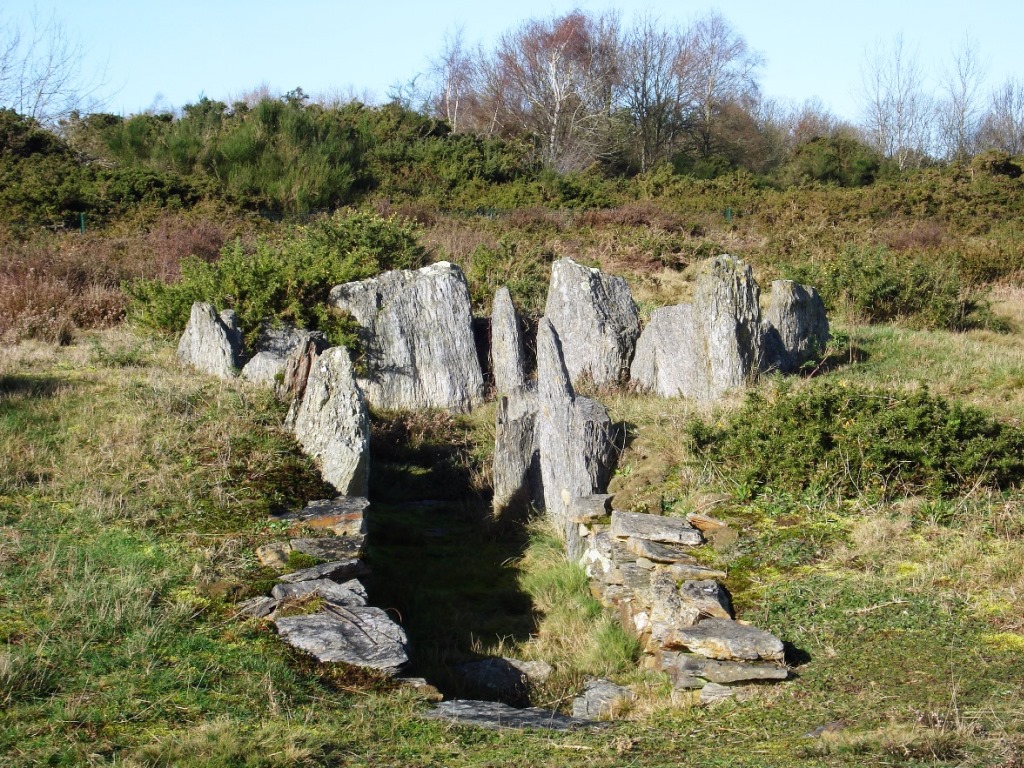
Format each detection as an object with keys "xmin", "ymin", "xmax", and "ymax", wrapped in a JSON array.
[{"xmin": 2, "ymin": 318, "xmax": 1023, "ymax": 766}]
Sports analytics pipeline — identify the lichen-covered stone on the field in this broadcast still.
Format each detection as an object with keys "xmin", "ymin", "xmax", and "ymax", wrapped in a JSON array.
[
  {"xmin": 274, "ymin": 497, "xmax": 369, "ymax": 536},
  {"xmin": 176, "ymin": 302, "xmax": 244, "ymax": 379},
  {"xmin": 491, "ymin": 286, "xmax": 528, "ymax": 395},
  {"xmin": 276, "ymin": 558, "xmax": 369, "ymax": 584},
  {"xmin": 762, "ymin": 280, "xmax": 830, "ymax": 373},
  {"xmin": 492, "ymin": 389, "xmax": 542, "ymax": 519},
  {"xmin": 657, "ymin": 650, "xmax": 788, "ymax": 686},
  {"xmin": 330, "ymin": 262, "xmax": 483, "ymax": 413},
  {"xmin": 287, "ymin": 347, "xmax": 370, "ymax": 496},
  {"xmin": 271, "ymin": 578, "xmax": 367, "ymax": 606},
  {"xmin": 543, "ymin": 258, "xmax": 640, "ymax": 387},
  {"xmin": 536, "ymin": 319, "xmax": 616, "ymax": 553},
  {"xmin": 679, "ymin": 579, "xmax": 734, "ymax": 620},
  {"xmin": 665, "ymin": 618, "xmax": 785, "ymax": 662}
]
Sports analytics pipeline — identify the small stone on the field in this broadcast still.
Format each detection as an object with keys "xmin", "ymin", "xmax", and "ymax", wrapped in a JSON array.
[
  {"xmin": 685, "ymin": 512, "xmax": 729, "ymax": 532},
  {"xmin": 611, "ymin": 511, "xmax": 703, "ymax": 546},
  {"xmin": 666, "ymin": 563, "xmax": 729, "ymax": 581},
  {"xmin": 665, "ymin": 618, "xmax": 785, "ymax": 662},
  {"xmin": 271, "ymin": 578, "xmax": 368, "ymax": 606},
  {"xmin": 255, "ymin": 542, "xmax": 292, "ymax": 569},
  {"xmin": 569, "ymin": 494, "xmax": 613, "ymax": 524},
  {"xmin": 273, "ymin": 497, "xmax": 369, "ymax": 536},
  {"xmin": 624, "ymin": 537, "xmax": 700, "ymax": 564},
  {"xmin": 290, "ymin": 536, "xmax": 365, "ymax": 561},
  {"xmin": 679, "ymin": 580, "xmax": 734, "ymax": 619},
  {"xmin": 699, "ymin": 682, "xmax": 735, "ymax": 705},
  {"xmin": 277, "ymin": 558, "xmax": 369, "ymax": 584},
  {"xmin": 398, "ymin": 677, "xmax": 444, "ymax": 702},
  {"xmin": 423, "ymin": 700, "xmax": 596, "ymax": 731},
  {"xmin": 236, "ymin": 596, "xmax": 278, "ymax": 619},
  {"xmin": 571, "ymin": 678, "xmax": 636, "ymax": 720}
]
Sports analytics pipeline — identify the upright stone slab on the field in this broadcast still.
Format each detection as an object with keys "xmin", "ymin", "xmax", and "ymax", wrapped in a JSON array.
[
  {"xmin": 762, "ymin": 280, "xmax": 829, "ymax": 373},
  {"xmin": 492, "ymin": 389, "xmax": 542, "ymax": 519},
  {"xmin": 543, "ymin": 258, "xmax": 640, "ymax": 388},
  {"xmin": 176, "ymin": 302, "xmax": 244, "ymax": 379},
  {"xmin": 240, "ymin": 324, "xmax": 327, "ymax": 387},
  {"xmin": 287, "ymin": 347, "xmax": 370, "ymax": 497},
  {"xmin": 537, "ymin": 319, "xmax": 616, "ymax": 554},
  {"xmin": 491, "ymin": 286, "xmax": 528, "ymax": 395},
  {"xmin": 631, "ymin": 255, "xmax": 762, "ymax": 402},
  {"xmin": 330, "ymin": 262, "xmax": 484, "ymax": 413}
]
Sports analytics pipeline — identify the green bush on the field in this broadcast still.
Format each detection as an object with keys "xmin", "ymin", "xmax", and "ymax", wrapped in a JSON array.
[
  {"xmin": 784, "ymin": 246, "xmax": 983, "ymax": 330},
  {"xmin": 689, "ymin": 380, "xmax": 1024, "ymax": 500},
  {"xmin": 127, "ymin": 211, "xmax": 425, "ymax": 348}
]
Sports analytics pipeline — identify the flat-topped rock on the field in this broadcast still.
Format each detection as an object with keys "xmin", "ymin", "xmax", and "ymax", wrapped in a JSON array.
[
  {"xmin": 569, "ymin": 494, "xmax": 613, "ymax": 524},
  {"xmin": 236, "ymin": 596, "xmax": 278, "ymax": 619},
  {"xmin": 665, "ymin": 618, "xmax": 785, "ymax": 662},
  {"xmin": 287, "ymin": 347, "xmax": 370, "ymax": 497},
  {"xmin": 543, "ymin": 258, "xmax": 640, "ymax": 388},
  {"xmin": 290, "ymin": 535, "xmax": 365, "ymax": 561},
  {"xmin": 274, "ymin": 497, "xmax": 369, "ymax": 536},
  {"xmin": 277, "ymin": 558, "xmax": 369, "ymax": 584},
  {"xmin": 275, "ymin": 606, "xmax": 408, "ymax": 672},
  {"xmin": 679, "ymin": 580, "xmax": 734, "ymax": 620},
  {"xmin": 572, "ymin": 678, "xmax": 635, "ymax": 720},
  {"xmin": 667, "ymin": 563, "xmax": 729, "ymax": 582},
  {"xmin": 611, "ymin": 511, "xmax": 703, "ymax": 546},
  {"xmin": 330, "ymin": 261, "xmax": 484, "ymax": 413},
  {"xmin": 658, "ymin": 650, "xmax": 788, "ymax": 686},
  {"xmin": 271, "ymin": 578, "xmax": 367, "ymax": 606},
  {"xmin": 424, "ymin": 700, "xmax": 597, "ymax": 731},
  {"xmin": 624, "ymin": 537, "xmax": 700, "ymax": 564},
  {"xmin": 176, "ymin": 302, "xmax": 244, "ymax": 379}
]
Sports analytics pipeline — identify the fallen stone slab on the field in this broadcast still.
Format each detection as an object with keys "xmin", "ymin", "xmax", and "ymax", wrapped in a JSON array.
[
  {"xmin": 665, "ymin": 618, "xmax": 785, "ymax": 662},
  {"xmin": 277, "ymin": 558, "xmax": 369, "ymax": 584},
  {"xmin": 611, "ymin": 511, "xmax": 703, "ymax": 547},
  {"xmin": 236, "ymin": 596, "xmax": 278, "ymax": 619},
  {"xmin": 271, "ymin": 578, "xmax": 367, "ymax": 606},
  {"xmin": 572, "ymin": 678, "xmax": 636, "ymax": 720},
  {"xmin": 273, "ymin": 497, "xmax": 369, "ymax": 536},
  {"xmin": 423, "ymin": 700, "xmax": 596, "ymax": 731},
  {"xmin": 290, "ymin": 535, "xmax": 365, "ymax": 561},
  {"xmin": 275, "ymin": 606, "xmax": 408, "ymax": 672},
  {"xmin": 658, "ymin": 651, "xmax": 788, "ymax": 686},
  {"xmin": 624, "ymin": 537, "xmax": 700, "ymax": 564},
  {"xmin": 666, "ymin": 563, "xmax": 728, "ymax": 582}
]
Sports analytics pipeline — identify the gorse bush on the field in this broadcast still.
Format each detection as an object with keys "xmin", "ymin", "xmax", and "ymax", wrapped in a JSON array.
[
  {"xmin": 127, "ymin": 211, "xmax": 425, "ymax": 348},
  {"xmin": 689, "ymin": 380, "xmax": 1024, "ymax": 499}
]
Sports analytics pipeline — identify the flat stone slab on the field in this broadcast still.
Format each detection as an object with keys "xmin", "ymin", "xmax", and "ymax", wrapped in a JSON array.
[
  {"xmin": 424, "ymin": 700, "xmax": 597, "ymax": 731},
  {"xmin": 667, "ymin": 563, "xmax": 729, "ymax": 582},
  {"xmin": 665, "ymin": 619, "xmax": 785, "ymax": 662},
  {"xmin": 290, "ymin": 536, "xmax": 365, "ymax": 561},
  {"xmin": 236, "ymin": 596, "xmax": 278, "ymax": 619},
  {"xmin": 271, "ymin": 578, "xmax": 367, "ymax": 606},
  {"xmin": 275, "ymin": 606, "xmax": 408, "ymax": 672},
  {"xmin": 277, "ymin": 558, "xmax": 369, "ymax": 584},
  {"xmin": 624, "ymin": 537, "xmax": 701, "ymax": 564},
  {"xmin": 274, "ymin": 497, "xmax": 369, "ymax": 536},
  {"xmin": 572, "ymin": 678, "xmax": 636, "ymax": 720},
  {"xmin": 658, "ymin": 651, "xmax": 789, "ymax": 685},
  {"xmin": 679, "ymin": 580, "xmax": 734, "ymax": 620},
  {"xmin": 611, "ymin": 511, "xmax": 703, "ymax": 547}
]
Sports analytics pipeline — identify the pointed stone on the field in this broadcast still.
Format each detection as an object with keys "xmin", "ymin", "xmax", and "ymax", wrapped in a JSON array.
[
  {"xmin": 762, "ymin": 280, "xmax": 830, "ymax": 373},
  {"xmin": 176, "ymin": 302, "xmax": 244, "ymax": 379},
  {"xmin": 491, "ymin": 286, "xmax": 528, "ymax": 395},
  {"xmin": 240, "ymin": 324, "xmax": 327, "ymax": 387}
]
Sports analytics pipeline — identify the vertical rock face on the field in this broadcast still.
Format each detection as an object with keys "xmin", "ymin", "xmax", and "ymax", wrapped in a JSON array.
[
  {"xmin": 492, "ymin": 389, "xmax": 542, "ymax": 520},
  {"xmin": 287, "ymin": 347, "xmax": 370, "ymax": 497},
  {"xmin": 176, "ymin": 302, "xmax": 244, "ymax": 379},
  {"xmin": 330, "ymin": 262, "xmax": 484, "ymax": 413},
  {"xmin": 631, "ymin": 255, "xmax": 763, "ymax": 402},
  {"xmin": 240, "ymin": 324, "xmax": 327, "ymax": 387},
  {"xmin": 491, "ymin": 286, "xmax": 528, "ymax": 396},
  {"xmin": 278, "ymin": 334, "xmax": 329, "ymax": 401},
  {"xmin": 543, "ymin": 258, "xmax": 640, "ymax": 388},
  {"xmin": 537, "ymin": 319, "xmax": 616, "ymax": 553},
  {"xmin": 762, "ymin": 280, "xmax": 829, "ymax": 373}
]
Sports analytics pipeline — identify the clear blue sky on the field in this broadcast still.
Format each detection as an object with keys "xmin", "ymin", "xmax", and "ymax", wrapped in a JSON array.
[{"xmin": 4, "ymin": 0, "xmax": 1023, "ymax": 122}]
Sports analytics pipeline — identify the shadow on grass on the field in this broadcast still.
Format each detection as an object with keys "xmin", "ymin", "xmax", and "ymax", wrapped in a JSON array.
[
  {"xmin": 0, "ymin": 374, "xmax": 63, "ymax": 401},
  {"xmin": 363, "ymin": 413, "xmax": 538, "ymax": 701}
]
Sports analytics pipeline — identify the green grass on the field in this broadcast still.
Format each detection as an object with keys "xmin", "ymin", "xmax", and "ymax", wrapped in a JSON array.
[{"xmin": 3, "ymin": 325, "xmax": 1024, "ymax": 766}]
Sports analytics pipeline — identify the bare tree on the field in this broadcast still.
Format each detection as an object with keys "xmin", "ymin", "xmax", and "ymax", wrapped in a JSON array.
[
  {"xmin": 936, "ymin": 35, "xmax": 985, "ymax": 162},
  {"xmin": 428, "ymin": 27, "xmax": 477, "ymax": 132},
  {"xmin": 977, "ymin": 77, "xmax": 1024, "ymax": 155},
  {"xmin": 0, "ymin": 11, "xmax": 106, "ymax": 126},
  {"xmin": 618, "ymin": 15, "xmax": 687, "ymax": 171},
  {"xmin": 860, "ymin": 35, "xmax": 932, "ymax": 170},
  {"xmin": 678, "ymin": 11, "xmax": 763, "ymax": 159}
]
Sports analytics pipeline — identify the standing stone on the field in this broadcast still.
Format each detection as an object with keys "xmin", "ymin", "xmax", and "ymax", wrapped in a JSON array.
[
  {"xmin": 543, "ymin": 258, "xmax": 640, "ymax": 388},
  {"xmin": 631, "ymin": 255, "xmax": 763, "ymax": 402},
  {"xmin": 176, "ymin": 302, "xmax": 244, "ymax": 379},
  {"xmin": 492, "ymin": 389, "xmax": 542, "ymax": 520},
  {"xmin": 240, "ymin": 324, "xmax": 327, "ymax": 387},
  {"xmin": 537, "ymin": 319, "xmax": 616, "ymax": 554},
  {"xmin": 330, "ymin": 262, "xmax": 483, "ymax": 413},
  {"xmin": 287, "ymin": 347, "xmax": 370, "ymax": 497},
  {"xmin": 278, "ymin": 335, "xmax": 328, "ymax": 402},
  {"xmin": 491, "ymin": 286, "xmax": 528, "ymax": 395},
  {"xmin": 762, "ymin": 280, "xmax": 829, "ymax": 373}
]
